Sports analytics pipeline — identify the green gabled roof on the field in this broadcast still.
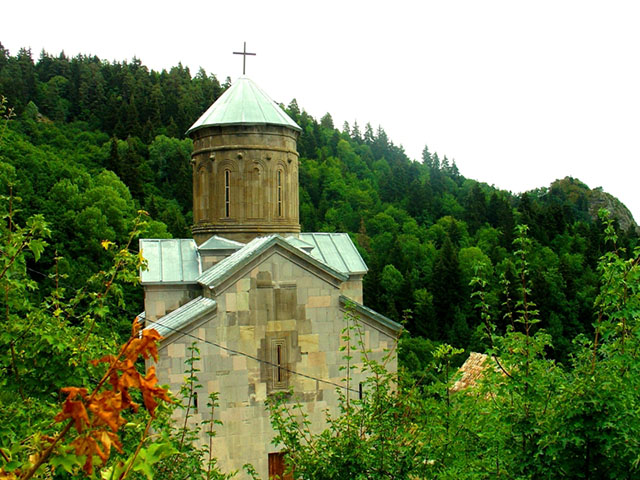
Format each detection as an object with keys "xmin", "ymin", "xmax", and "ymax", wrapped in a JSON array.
[
  {"xmin": 284, "ymin": 236, "xmax": 315, "ymax": 253},
  {"xmin": 187, "ymin": 76, "xmax": 301, "ymax": 135},
  {"xmin": 197, "ymin": 234, "xmax": 348, "ymax": 289},
  {"xmin": 139, "ymin": 239, "xmax": 201, "ymax": 284},
  {"xmin": 143, "ymin": 296, "xmax": 217, "ymax": 339},
  {"xmin": 198, "ymin": 235, "xmax": 245, "ymax": 251},
  {"xmin": 298, "ymin": 233, "xmax": 368, "ymax": 275}
]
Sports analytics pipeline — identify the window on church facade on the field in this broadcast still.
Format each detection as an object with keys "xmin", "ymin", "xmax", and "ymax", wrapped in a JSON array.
[
  {"xmin": 277, "ymin": 169, "xmax": 283, "ymax": 217},
  {"xmin": 271, "ymin": 338, "xmax": 287, "ymax": 390},
  {"xmin": 224, "ymin": 169, "xmax": 231, "ymax": 217}
]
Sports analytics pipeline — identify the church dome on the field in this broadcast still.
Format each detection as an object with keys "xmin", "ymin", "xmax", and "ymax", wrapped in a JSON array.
[{"xmin": 186, "ymin": 76, "xmax": 301, "ymax": 135}]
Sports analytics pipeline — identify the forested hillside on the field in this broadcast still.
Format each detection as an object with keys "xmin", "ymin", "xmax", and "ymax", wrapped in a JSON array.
[
  {"xmin": 1, "ymin": 44, "xmax": 638, "ymax": 361},
  {"xmin": 3, "ymin": 43, "xmax": 640, "ymax": 480}
]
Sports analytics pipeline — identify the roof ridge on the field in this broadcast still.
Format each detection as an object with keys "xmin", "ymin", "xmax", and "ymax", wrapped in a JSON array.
[
  {"xmin": 197, "ymin": 234, "xmax": 348, "ymax": 289},
  {"xmin": 339, "ymin": 295, "xmax": 402, "ymax": 333}
]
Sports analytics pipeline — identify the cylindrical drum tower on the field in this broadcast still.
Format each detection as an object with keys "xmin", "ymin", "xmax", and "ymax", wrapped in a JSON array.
[{"xmin": 187, "ymin": 77, "xmax": 301, "ymax": 244}]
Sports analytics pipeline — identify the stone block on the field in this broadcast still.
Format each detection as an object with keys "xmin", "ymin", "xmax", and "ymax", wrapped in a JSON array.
[
  {"xmin": 266, "ymin": 319, "xmax": 297, "ymax": 332},
  {"xmin": 296, "ymin": 288, "xmax": 308, "ymax": 306},
  {"xmin": 256, "ymin": 270, "xmax": 272, "ymax": 287},
  {"xmin": 298, "ymin": 333, "xmax": 319, "ymax": 353},
  {"xmin": 237, "ymin": 292, "xmax": 249, "ymax": 311},
  {"xmin": 225, "ymin": 293, "xmax": 237, "ymax": 311},
  {"xmin": 239, "ymin": 326, "xmax": 257, "ymax": 355},
  {"xmin": 226, "ymin": 312, "xmax": 237, "ymax": 326},
  {"xmin": 275, "ymin": 287, "xmax": 297, "ymax": 319},
  {"xmin": 237, "ymin": 311, "xmax": 251, "ymax": 326},
  {"xmin": 204, "ymin": 326, "xmax": 218, "ymax": 343},
  {"xmin": 233, "ymin": 354, "xmax": 247, "ymax": 371},
  {"xmin": 170, "ymin": 357, "xmax": 184, "ymax": 373},
  {"xmin": 307, "ymin": 295, "xmax": 331, "ymax": 308},
  {"xmin": 216, "ymin": 325, "xmax": 228, "ymax": 343},
  {"xmin": 308, "ymin": 352, "xmax": 327, "ymax": 371},
  {"xmin": 281, "ymin": 262, "xmax": 293, "ymax": 278},
  {"xmin": 298, "ymin": 376, "xmax": 316, "ymax": 392},
  {"xmin": 236, "ymin": 278, "xmax": 251, "ymax": 292},
  {"xmin": 167, "ymin": 343, "xmax": 185, "ymax": 358},
  {"xmin": 239, "ymin": 326, "xmax": 255, "ymax": 341},
  {"xmin": 298, "ymin": 316, "xmax": 311, "ymax": 334}
]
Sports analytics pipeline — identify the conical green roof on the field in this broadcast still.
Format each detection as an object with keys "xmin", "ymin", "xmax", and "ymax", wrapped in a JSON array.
[{"xmin": 187, "ymin": 76, "xmax": 301, "ymax": 135}]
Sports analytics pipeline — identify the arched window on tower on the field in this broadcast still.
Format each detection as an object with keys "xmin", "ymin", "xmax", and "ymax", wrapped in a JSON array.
[
  {"xmin": 277, "ymin": 169, "xmax": 283, "ymax": 217},
  {"xmin": 224, "ymin": 169, "xmax": 231, "ymax": 218}
]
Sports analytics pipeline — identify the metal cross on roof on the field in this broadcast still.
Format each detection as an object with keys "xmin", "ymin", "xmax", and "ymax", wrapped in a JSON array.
[{"xmin": 233, "ymin": 42, "xmax": 256, "ymax": 75}]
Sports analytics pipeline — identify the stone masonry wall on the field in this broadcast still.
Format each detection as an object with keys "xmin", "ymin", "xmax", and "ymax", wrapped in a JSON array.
[
  {"xmin": 143, "ymin": 284, "xmax": 201, "ymax": 322},
  {"xmin": 151, "ymin": 250, "xmax": 397, "ymax": 479}
]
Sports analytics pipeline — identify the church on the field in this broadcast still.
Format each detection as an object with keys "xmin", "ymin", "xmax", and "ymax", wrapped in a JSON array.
[{"xmin": 140, "ymin": 71, "xmax": 401, "ymax": 478}]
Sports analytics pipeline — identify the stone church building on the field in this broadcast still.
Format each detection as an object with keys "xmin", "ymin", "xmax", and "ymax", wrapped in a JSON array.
[{"xmin": 140, "ymin": 76, "xmax": 401, "ymax": 478}]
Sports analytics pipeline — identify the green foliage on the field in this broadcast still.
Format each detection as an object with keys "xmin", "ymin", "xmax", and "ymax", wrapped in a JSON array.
[
  {"xmin": 3, "ymin": 45, "xmax": 638, "ymax": 359},
  {"xmin": 267, "ymin": 219, "xmax": 640, "ymax": 478},
  {"xmin": 0, "ymin": 198, "xmax": 161, "ymax": 477},
  {"xmin": 0, "ymin": 194, "xmax": 231, "ymax": 479}
]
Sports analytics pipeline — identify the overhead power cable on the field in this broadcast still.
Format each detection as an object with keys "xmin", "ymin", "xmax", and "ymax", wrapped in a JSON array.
[
  {"xmin": 144, "ymin": 315, "xmax": 361, "ymax": 395},
  {"xmin": 14, "ymin": 262, "xmax": 362, "ymax": 395}
]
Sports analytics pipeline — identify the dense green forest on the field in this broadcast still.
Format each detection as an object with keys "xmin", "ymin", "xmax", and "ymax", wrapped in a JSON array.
[
  {"xmin": 2, "ymin": 44, "xmax": 640, "ymax": 479},
  {"xmin": 1, "ymin": 44, "xmax": 637, "ymax": 359}
]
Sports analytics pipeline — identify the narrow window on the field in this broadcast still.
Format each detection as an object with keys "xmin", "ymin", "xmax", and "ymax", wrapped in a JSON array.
[
  {"xmin": 224, "ymin": 169, "xmax": 231, "ymax": 217},
  {"xmin": 277, "ymin": 170, "xmax": 283, "ymax": 217},
  {"xmin": 271, "ymin": 339, "xmax": 287, "ymax": 389},
  {"xmin": 276, "ymin": 344, "xmax": 283, "ymax": 383}
]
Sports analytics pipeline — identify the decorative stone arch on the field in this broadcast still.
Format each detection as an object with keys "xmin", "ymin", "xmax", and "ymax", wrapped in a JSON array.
[
  {"xmin": 275, "ymin": 158, "xmax": 290, "ymax": 174},
  {"xmin": 246, "ymin": 161, "xmax": 266, "ymax": 219},
  {"xmin": 290, "ymin": 164, "xmax": 299, "ymax": 221},
  {"xmin": 194, "ymin": 159, "xmax": 210, "ymax": 222}
]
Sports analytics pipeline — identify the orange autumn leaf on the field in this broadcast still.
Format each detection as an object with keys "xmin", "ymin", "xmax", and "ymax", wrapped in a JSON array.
[
  {"xmin": 132, "ymin": 316, "xmax": 142, "ymax": 337},
  {"xmin": 52, "ymin": 318, "xmax": 169, "ymax": 475},
  {"xmin": 141, "ymin": 328, "xmax": 162, "ymax": 361},
  {"xmin": 70, "ymin": 435, "xmax": 100, "ymax": 475},
  {"xmin": 119, "ymin": 388, "xmax": 140, "ymax": 413},
  {"xmin": 123, "ymin": 329, "xmax": 162, "ymax": 362},
  {"xmin": 139, "ymin": 366, "xmax": 171, "ymax": 416},
  {"xmin": 59, "ymin": 387, "xmax": 89, "ymax": 400},
  {"xmin": 88, "ymin": 391, "xmax": 126, "ymax": 432},
  {"xmin": 117, "ymin": 359, "xmax": 142, "ymax": 390},
  {"xmin": 70, "ymin": 429, "xmax": 124, "ymax": 474},
  {"xmin": 96, "ymin": 429, "xmax": 123, "ymax": 460},
  {"xmin": 55, "ymin": 388, "xmax": 90, "ymax": 433}
]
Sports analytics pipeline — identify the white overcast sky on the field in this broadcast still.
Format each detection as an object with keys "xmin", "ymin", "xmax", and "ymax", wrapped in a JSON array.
[{"xmin": 4, "ymin": 0, "xmax": 639, "ymax": 221}]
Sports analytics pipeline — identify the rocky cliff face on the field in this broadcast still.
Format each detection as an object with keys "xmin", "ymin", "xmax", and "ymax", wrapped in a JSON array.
[
  {"xmin": 544, "ymin": 177, "xmax": 638, "ymax": 233},
  {"xmin": 587, "ymin": 188, "xmax": 638, "ymax": 233}
]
